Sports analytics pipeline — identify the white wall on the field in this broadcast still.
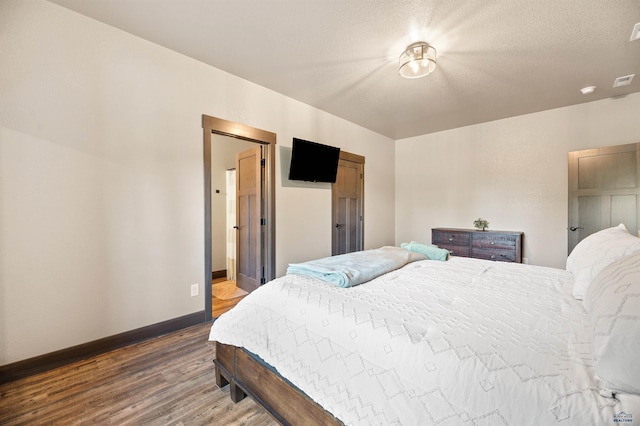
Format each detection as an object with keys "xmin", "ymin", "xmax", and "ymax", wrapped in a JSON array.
[
  {"xmin": 0, "ymin": 0, "xmax": 395, "ymax": 365},
  {"xmin": 277, "ymin": 115, "xmax": 396, "ymax": 265},
  {"xmin": 395, "ymin": 93, "xmax": 640, "ymax": 268}
]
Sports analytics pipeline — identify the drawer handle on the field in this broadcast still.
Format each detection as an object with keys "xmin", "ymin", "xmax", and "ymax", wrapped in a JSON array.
[
  {"xmin": 448, "ymin": 237, "xmax": 454, "ymax": 241},
  {"xmin": 490, "ymin": 241, "xmax": 495, "ymax": 245},
  {"xmin": 491, "ymin": 255, "xmax": 496, "ymax": 259}
]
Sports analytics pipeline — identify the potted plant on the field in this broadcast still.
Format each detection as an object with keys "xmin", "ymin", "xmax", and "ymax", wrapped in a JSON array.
[{"xmin": 473, "ymin": 218, "xmax": 489, "ymax": 231}]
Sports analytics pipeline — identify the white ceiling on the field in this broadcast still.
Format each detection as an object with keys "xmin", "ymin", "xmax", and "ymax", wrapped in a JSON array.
[{"xmin": 48, "ymin": 0, "xmax": 640, "ymax": 140}]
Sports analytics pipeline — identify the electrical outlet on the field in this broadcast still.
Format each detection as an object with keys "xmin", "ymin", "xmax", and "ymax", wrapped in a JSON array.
[
  {"xmin": 523, "ymin": 257, "xmax": 529, "ymax": 264},
  {"xmin": 190, "ymin": 283, "xmax": 199, "ymax": 297}
]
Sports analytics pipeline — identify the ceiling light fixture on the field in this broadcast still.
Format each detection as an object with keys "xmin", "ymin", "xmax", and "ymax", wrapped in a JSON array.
[
  {"xmin": 580, "ymin": 86, "xmax": 596, "ymax": 95},
  {"xmin": 399, "ymin": 42, "xmax": 437, "ymax": 79}
]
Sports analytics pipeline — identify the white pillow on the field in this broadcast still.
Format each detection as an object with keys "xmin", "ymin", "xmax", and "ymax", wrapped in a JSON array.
[
  {"xmin": 585, "ymin": 252, "xmax": 640, "ymax": 395},
  {"xmin": 566, "ymin": 224, "xmax": 640, "ymax": 300}
]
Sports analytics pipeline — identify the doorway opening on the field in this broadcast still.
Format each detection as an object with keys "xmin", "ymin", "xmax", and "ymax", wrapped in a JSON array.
[
  {"xmin": 203, "ymin": 115, "xmax": 276, "ymax": 321},
  {"xmin": 210, "ymin": 141, "xmax": 256, "ymax": 317}
]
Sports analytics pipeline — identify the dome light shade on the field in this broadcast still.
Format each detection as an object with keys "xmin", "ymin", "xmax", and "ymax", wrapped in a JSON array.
[
  {"xmin": 580, "ymin": 86, "xmax": 596, "ymax": 94},
  {"xmin": 399, "ymin": 42, "xmax": 437, "ymax": 79}
]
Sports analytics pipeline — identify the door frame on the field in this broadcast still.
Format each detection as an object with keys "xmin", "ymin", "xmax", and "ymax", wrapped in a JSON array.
[{"xmin": 203, "ymin": 115, "xmax": 276, "ymax": 321}]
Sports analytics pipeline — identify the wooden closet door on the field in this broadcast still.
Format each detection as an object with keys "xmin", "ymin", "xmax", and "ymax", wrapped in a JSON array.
[
  {"xmin": 568, "ymin": 143, "xmax": 640, "ymax": 253},
  {"xmin": 236, "ymin": 146, "xmax": 262, "ymax": 292},
  {"xmin": 332, "ymin": 152, "xmax": 364, "ymax": 255}
]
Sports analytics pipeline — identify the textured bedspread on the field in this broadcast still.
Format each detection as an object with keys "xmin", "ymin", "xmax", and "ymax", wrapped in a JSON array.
[{"xmin": 209, "ymin": 257, "xmax": 639, "ymax": 425}]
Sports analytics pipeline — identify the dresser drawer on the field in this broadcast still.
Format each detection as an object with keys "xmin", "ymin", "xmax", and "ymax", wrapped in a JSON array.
[
  {"xmin": 439, "ymin": 244, "xmax": 469, "ymax": 257},
  {"xmin": 472, "ymin": 233, "xmax": 518, "ymax": 250},
  {"xmin": 471, "ymin": 248, "xmax": 517, "ymax": 262},
  {"xmin": 433, "ymin": 230, "xmax": 470, "ymax": 247}
]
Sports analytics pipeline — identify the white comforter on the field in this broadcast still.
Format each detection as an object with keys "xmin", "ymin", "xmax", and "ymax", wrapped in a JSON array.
[{"xmin": 209, "ymin": 257, "xmax": 639, "ymax": 425}]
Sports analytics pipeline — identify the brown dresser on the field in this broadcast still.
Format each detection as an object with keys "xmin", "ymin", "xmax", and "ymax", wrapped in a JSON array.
[{"xmin": 431, "ymin": 228, "xmax": 523, "ymax": 263}]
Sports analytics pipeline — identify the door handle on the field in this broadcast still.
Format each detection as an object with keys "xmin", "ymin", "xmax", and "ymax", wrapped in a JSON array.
[
  {"xmin": 233, "ymin": 226, "xmax": 239, "ymax": 229},
  {"xmin": 568, "ymin": 226, "xmax": 584, "ymax": 232},
  {"xmin": 335, "ymin": 223, "xmax": 344, "ymax": 229}
]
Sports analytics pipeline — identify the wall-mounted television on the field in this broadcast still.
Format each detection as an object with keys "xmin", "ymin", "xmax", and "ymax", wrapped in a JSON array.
[{"xmin": 288, "ymin": 138, "xmax": 341, "ymax": 183}]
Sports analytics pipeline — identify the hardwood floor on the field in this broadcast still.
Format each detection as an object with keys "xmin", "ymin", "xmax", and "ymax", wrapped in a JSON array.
[
  {"xmin": 0, "ymin": 322, "xmax": 278, "ymax": 425},
  {"xmin": 212, "ymin": 278, "xmax": 246, "ymax": 318}
]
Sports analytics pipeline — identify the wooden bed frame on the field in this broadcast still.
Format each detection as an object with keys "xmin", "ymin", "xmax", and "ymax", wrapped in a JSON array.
[{"xmin": 214, "ymin": 342, "xmax": 342, "ymax": 426}]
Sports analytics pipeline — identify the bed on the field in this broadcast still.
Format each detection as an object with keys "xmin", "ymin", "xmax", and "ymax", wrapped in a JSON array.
[{"xmin": 209, "ymin": 230, "xmax": 640, "ymax": 425}]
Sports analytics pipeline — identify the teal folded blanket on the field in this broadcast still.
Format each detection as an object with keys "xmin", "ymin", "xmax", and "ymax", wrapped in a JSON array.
[
  {"xmin": 401, "ymin": 241, "xmax": 449, "ymax": 261},
  {"xmin": 286, "ymin": 246, "xmax": 427, "ymax": 288}
]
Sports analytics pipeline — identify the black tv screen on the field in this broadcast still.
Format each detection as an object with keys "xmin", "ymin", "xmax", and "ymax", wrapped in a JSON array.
[{"xmin": 288, "ymin": 138, "xmax": 341, "ymax": 183}]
